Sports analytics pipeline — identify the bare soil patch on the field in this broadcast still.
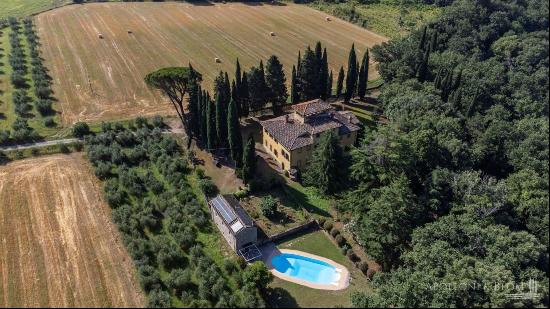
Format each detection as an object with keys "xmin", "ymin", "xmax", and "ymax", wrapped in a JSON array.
[{"xmin": 0, "ymin": 154, "xmax": 145, "ymax": 307}]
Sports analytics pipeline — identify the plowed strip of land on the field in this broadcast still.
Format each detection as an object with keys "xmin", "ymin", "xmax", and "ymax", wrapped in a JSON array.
[
  {"xmin": 0, "ymin": 154, "xmax": 144, "ymax": 307},
  {"xmin": 35, "ymin": 2, "xmax": 387, "ymax": 125}
]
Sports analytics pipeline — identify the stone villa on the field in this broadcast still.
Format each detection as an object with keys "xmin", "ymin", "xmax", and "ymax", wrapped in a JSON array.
[{"xmin": 260, "ymin": 99, "xmax": 360, "ymax": 171}]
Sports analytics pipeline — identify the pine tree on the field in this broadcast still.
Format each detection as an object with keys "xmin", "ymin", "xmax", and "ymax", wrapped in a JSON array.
[
  {"xmin": 344, "ymin": 44, "xmax": 358, "ymax": 102},
  {"xmin": 227, "ymin": 99, "xmax": 243, "ymax": 168},
  {"xmin": 215, "ymin": 91, "xmax": 227, "ymax": 149},
  {"xmin": 206, "ymin": 95, "xmax": 216, "ymax": 151},
  {"xmin": 336, "ymin": 66, "xmax": 345, "ymax": 99},
  {"xmin": 265, "ymin": 55, "xmax": 287, "ymax": 116},
  {"xmin": 242, "ymin": 134, "xmax": 256, "ymax": 185},
  {"xmin": 357, "ymin": 49, "xmax": 369, "ymax": 99},
  {"xmin": 299, "ymin": 46, "xmax": 318, "ymax": 100}
]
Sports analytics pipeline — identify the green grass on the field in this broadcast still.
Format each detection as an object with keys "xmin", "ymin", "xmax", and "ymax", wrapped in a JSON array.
[
  {"xmin": 0, "ymin": 142, "xmax": 82, "ymax": 162},
  {"xmin": 308, "ymin": 0, "xmax": 442, "ymax": 39},
  {"xmin": 266, "ymin": 230, "xmax": 370, "ymax": 308},
  {"xmin": 0, "ymin": 0, "xmax": 69, "ymax": 19}
]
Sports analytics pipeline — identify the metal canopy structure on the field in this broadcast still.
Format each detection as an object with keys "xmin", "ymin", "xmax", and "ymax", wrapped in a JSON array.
[{"xmin": 238, "ymin": 244, "xmax": 262, "ymax": 262}]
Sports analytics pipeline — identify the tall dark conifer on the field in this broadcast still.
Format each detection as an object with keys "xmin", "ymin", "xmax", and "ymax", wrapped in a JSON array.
[
  {"xmin": 206, "ymin": 94, "xmax": 216, "ymax": 151},
  {"xmin": 336, "ymin": 66, "xmax": 345, "ymax": 99},
  {"xmin": 215, "ymin": 92, "xmax": 227, "ymax": 148},
  {"xmin": 319, "ymin": 48, "xmax": 329, "ymax": 100},
  {"xmin": 265, "ymin": 55, "xmax": 287, "ymax": 115},
  {"xmin": 227, "ymin": 99, "xmax": 243, "ymax": 168},
  {"xmin": 299, "ymin": 46, "xmax": 318, "ymax": 100},
  {"xmin": 344, "ymin": 44, "xmax": 358, "ymax": 102},
  {"xmin": 240, "ymin": 71, "xmax": 250, "ymax": 117},
  {"xmin": 327, "ymin": 70, "xmax": 333, "ymax": 99},
  {"xmin": 291, "ymin": 65, "xmax": 299, "ymax": 104},
  {"xmin": 357, "ymin": 49, "xmax": 369, "ymax": 99}
]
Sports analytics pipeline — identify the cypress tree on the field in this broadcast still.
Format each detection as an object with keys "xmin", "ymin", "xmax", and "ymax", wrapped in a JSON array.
[
  {"xmin": 336, "ymin": 66, "xmax": 345, "ymax": 99},
  {"xmin": 215, "ymin": 91, "xmax": 227, "ymax": 149},
  {"xmin": 299, "ymin": 46, "xmax": 318, "ymax": 100},
  {"xmin": 231, "ymin": 80, "xmax": 239, "ymax": 116},
  {"xmin": 302, "ymin": 130, "xmax": 346, "ymax": 194},
  {"xmin": 235, "ymin": 58, "xmax": 242, "ymax": 92},
  {"xmin": 344, "ymin": 44, "xmax": 358, "ymax": 102},
  {"xmin": 206, "ymin": 95, "xmax": 216, "ymax": 151},
  {"xmin": 419, "ymin": 26, "xmax": 427, "ymax": 50},
  {"xmin": 242, "ymin": 134, "xmax": 257, "ymax": 185},
  {"xmin": 214, "ymin": 71, "xmax": 225, "ymax": 101},
  {"xmin": 247, "ymin": 65, "xmax": 268, "ymax": 112},
  {"xmin": 227, "ymin": 99, "xmax": 243, "ymax": 168},
  {"xmin": 224, "ymin": 72, "xmax": 231, "ymax": 104},
  {"xmin": 196, "ymin": 85, "xmax": 203, "ymax": 137},
  {"xmin": 265, "ymin": 55, "xmax": 287, "ymax": 116},
  {"xmin": 187, "ymin": 64, "xmax": 201, "ymax": 137},
  {"xmin": 291, "ymin": 65, "xmax": 299, "ymax": 104},
  {"xmin": 241, "ymin": 71, "xmax": 250, "ymax": 117},
  {"xmin": 319, "ymin": 48, "xmax": 329, "ymax": 100},
  {"xmin": 200, "ymin": 90, "xmax": 208, "ymax": 142},
  {"xmin": 357, "ymin": 49, "xmax": 369, "ymax": 99},
  {"xmin": 296, "ymin": 50, "xmax": 302, "ymax": 75},
  {"xmin": 430, "ymin": 30, "xmax": 438, "ymax": 52},
  {"xmin": 416, "ymin": 47, "xmax": 430, "ymax": 82},
  {"xmin": 327, "ymin": 70, "xmax": 333, "ymax": 99}
]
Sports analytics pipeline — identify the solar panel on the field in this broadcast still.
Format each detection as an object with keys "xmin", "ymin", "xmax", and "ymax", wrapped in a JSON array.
[{"xmin": 212, "ymin": 196, "xmax": 237, "ymax": 224}]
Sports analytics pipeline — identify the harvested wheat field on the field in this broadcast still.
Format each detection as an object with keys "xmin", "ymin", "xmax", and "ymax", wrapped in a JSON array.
[
  {"xmin": 0, "ymin": 154, "xmax": 144, "ymax": 307},
  {"xmin": 35, "ymin": 2, "xmax": 387, "ymax": 125}
]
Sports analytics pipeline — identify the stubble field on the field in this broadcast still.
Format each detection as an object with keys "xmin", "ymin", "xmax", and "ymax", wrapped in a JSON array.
[
  {"xmin": 0, "ymin": 154, "xmax": 145, "ymax": 307},
  {"xmin": 35, "ymin": 2, "xmax": 387, "ymax": 125}
]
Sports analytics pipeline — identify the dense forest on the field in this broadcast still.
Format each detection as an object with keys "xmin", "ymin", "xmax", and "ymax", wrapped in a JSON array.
[{"xmin": 338, "ymin": 0, "xmax": 549, "ymax": 307}]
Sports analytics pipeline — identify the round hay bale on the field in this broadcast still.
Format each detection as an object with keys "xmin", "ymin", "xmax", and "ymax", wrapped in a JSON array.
[
  {"xmin": 215, "ymin": 57, "xmax": 221, "ymax": 63},
  {"xmin": 270, "ymin": 31, "xmax": 275, "ymax": 36},
  {"xmin": 325, "ymin": 16, "xmax": 331, "ymax": 21},
  {"xmin": 98, "ymin": 33, "xmax": 103, "ymax": 39},
  {"xmin": 127, "ymin": 29, "xmax": 132, "ymax": 34}
]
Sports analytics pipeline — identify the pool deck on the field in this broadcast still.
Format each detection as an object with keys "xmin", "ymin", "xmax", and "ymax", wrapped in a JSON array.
[{"xmin": 262, "ymin": 245, "xmax": 350, "ymax": 291}]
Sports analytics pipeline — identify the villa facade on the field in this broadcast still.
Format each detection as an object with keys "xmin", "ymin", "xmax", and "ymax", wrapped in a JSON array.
[{"xmin": 260, "ymin": 99, "xmax": 360, "ymax": 171}]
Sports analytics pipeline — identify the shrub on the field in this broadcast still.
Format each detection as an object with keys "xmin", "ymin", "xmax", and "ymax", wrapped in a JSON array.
[
  {"xmin": 36, "ymin": 99, "xmax": 53, "ymax": 116},
  {"xmin": 366, "ymin": 268, "xmax": 376, "ymax": 280},
  {"xmin": 330, "ymin": 228, "xmax": 340, "ymax": 238},
  {"xmin": 234, "ymin": 187, "xmax": 250, "ymax": 199},
  {"xmin": 138, "ymin": 265, "xmax": 162, "ymax": 292},
  {"xmin": 72, "ymin": 122, "xmax": 91, "ymax": 138},
  {"xmin": 59, "ymin": 144, "xmax": 70, "ymax": 153},
  {"xmin": 317, "ymin": 217, "xmax": 326, "ymax": 227},
  {"xmin": 147, "ymin": 288, "xmax": 171, "ymax": 308},
  {"xmin": 323, "ymin": 221, "xmax": 333, "ymax": 231},
  {"xmin": 198, "ymin": 178, "xmax": 217, "ymax": 197},
  {"xmin": 335, "ymin": 234, "xmax": 346, "ymax": 247},
  {"xmin": 165, "ymin": 268, "xmax": 192, "ymax": 292},
  {"xmin": 31, "ymin": 148, "xmax": 39, "ymax": 156},
  {"xmin": 151, "ymin": 115, "xmax": 164, "ymax": 128},
  {"xmin": 346, "ymin": 249, "xmax": 359, "ymax": 262},
  {"xmin": 359, "ymin": 261, "xmax": 369, "ymax": 274},
  {"xmin": 43, "ymin": 117, "xmax": 56, "ymax": 127},
  {"xmin": 259, "ymin": 195, "xmax": 278, "ymax": 218}
]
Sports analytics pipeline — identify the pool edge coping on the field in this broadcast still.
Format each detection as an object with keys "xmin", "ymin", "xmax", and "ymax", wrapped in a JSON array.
[{"xmin": 267, "ymin": 249, "xmax": 351, "ymax": 291}]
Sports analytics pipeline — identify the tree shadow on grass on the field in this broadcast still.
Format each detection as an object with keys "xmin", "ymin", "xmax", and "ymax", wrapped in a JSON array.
[
  {"xmin": 265, "ymin": 287, "xmax": 299, "ymax": 308},
  {"xmin": 282, "ymin": 184, "xmax": 331, "ymax": 217}
]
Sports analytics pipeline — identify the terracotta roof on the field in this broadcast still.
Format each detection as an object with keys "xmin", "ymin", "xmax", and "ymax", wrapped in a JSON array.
[
  {"xmin": 260, "ymin": 101, "xmax": 360, "ymax": 151},
  {"xmin": 292, "ymin": 99, "xmax": 333, "ymax": 117}
]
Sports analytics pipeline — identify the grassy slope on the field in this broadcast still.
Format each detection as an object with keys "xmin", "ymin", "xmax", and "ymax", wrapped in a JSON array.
[
  {"xmin": 307, "ymin": 0, "xmax": 442, "ymax": 39},
  {"xmin": 0, "ymin": 0, "xmax": 69, "ymax": 19},
  {"xmin": 267, "ymin": 230, "xmax": 370, "ymax": 308}
]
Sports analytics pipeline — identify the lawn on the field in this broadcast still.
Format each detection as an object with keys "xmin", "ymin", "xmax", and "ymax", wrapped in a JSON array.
[
  {"xmin": 308, "ymin": 0, "xmax": 442, "ymax": 39},
  {"xmin": 0, "ymin": 0, "xmax": 68, "ymax": 19},
  {"xmin": 266, "ymin": 229, "xmax": 370, "ymax": 308},
  {"xmin": 35, "ymin": 2, "xmax": 387, "ymax": 125}
]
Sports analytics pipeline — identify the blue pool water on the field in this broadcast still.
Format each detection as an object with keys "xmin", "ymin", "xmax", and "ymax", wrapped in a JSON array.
[{"xmin": 271, "ymin": 253, "xmax": 339, "ymax": 285}]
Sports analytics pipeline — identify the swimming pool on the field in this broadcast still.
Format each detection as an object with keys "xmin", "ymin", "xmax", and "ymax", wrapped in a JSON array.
[{"xmin": 271, "ymin": 253, "xmax": 341, "ymax": 285}]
